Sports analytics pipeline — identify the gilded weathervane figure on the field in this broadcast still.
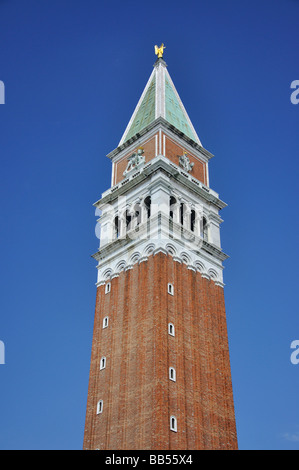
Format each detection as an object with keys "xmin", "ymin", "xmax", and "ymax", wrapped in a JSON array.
[{"xmin": 155, "ymin": 43, "xmax": 166, "ymax": 59}]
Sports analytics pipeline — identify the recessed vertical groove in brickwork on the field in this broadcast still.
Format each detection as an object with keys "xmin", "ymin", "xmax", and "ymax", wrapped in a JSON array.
[
  {"xmin": 152, "ymin": 253, "xmax": 160, "ymax": 449},
  {"xmin": 202, "ymin": 276, "xmax": 211, "ymax": 448},
  {"xmin": 155, "ymin": 252, "xmax": 168, "ymax": 450},
  {"xmin": 150, "ymin": 255, "xmax": 156, "ymax": 449},
  {"xmin": 194, "ymin": 271, "xmax": 204, "ymax": 449},
  {"xmin": 185, "ymin": 267, "xmax": 195, "ymax": 449},
  {"xmin": 88, "ymin": 287, "xmax": 99, "ymax": 450},
  {"xmin": 138, "ymin": 261, "xmax": 145, "ymax": 450},
  {"xmin": 166, "ymin": 255, "xmax": 173, "ymax": 450},
  {"xmin": 106, "ymin": 275, "xmax": 117, "ymax": 448},
  {"xmin": 105, "ymin": 275, "xmax": 116, "ymax": 449},
  {"xmin": 126, "ymin": 266, "xmax": 134, "ymax": 448},
  {"xmin": 105, "ymin": 270, "xmax": 122, "ymax": 449},
  {"xmin": 126, "ymin": 267, "xmax": 133, "ymax": 449},
  {"xmin": 205, "ymin": 279, "xmax": 214, "ymax": 449},
  {"xmin": 92, "ymin": 285, "xmax": 105, "ymax": 450},
  {"xmin": 98, "ymin": 280, "xmax": 112, "ymax": 449},
  {"xmin": 217, "ymin": 285, "xmax": 229, "ymax": 447},
  {"xmin": 164, "ymin": 253, "xmax": 170, "ymax": 449},
  {"xmin": 216, "ymin": 283, "xmax": 228, "ymax": 448},
  {"xmin": 168, "ymin": 256, "xmax": 177, "ymax": 450},
  {"xmin": 209, "ymin": 279, "xmax": 217, "ymax": 449},
  {"xmin": 83, "ymin": 286, "xmax": 102, "ymax": 449},
  {"xmin": 103, "ymin": 281, "xmax": 111, "ymax": 450},
  {"xmin": 213, "ymin": 280, "xmax": 222, "ymax": 448},
  {"xmin": 216, "ymin": 281, "xmax": 225, "ymax": 449},
  {"xmin": 129, "ymin": 263, "xmax": 141, "ymax": 449},
  {"xmin": 205, "ymin": 279, "xmax": 212, "ymax": 449},
  {"xmin": 137, "ymin": 260, "xmax": 146, "ymax": 449},
  {"xmin": 123, "ymin": 267, "xmax": 132, "ymax": 449},
  {"xmin": 178, "ymin": 262, "xmax": 184, "ymax": 450},
  {"xmin": 214, "ymin": 282, "xmax": 224, "ymax": 447},
  {"xmin": 166, "ymin": 255, "xmax": 171, "ymax": 449},
  {"xmin": 178, "ymin": 261, "xmax": 187, "ymax": 450},
  {"xmin": 82, "ymin": 287, "xmax": 96, "ymax": 449},
  {"xmin": 105, "ymin": 278, "xmax": 114, "ymax": 451},
  {"xmin": 145, "ymin": 256, "xmax": 155, "ymax": 449}
]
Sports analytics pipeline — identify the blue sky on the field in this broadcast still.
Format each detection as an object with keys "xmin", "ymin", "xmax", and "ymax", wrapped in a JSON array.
[{"xmin": 0, "ymin": 0, "xmax": 298, "ymax": 450}]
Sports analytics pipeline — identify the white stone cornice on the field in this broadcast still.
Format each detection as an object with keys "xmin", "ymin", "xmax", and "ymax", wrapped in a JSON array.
[
  {"xmin": 215, "ymin": 281, "xmax": 225, "ymax": 288},
  {"xmin": 187, "ymin": 265, "xmax": 196, "ymax": 272},
  {"xmin": 201, "ymin": 273, "xmax": 210, "ymax": 280},
  {"xmin": 107, "ymin": 117, "xmax": 213, "ymax": 162},
  {"xmin": 124, "ymin": 265, "xmax": 133, "ymax": 272},
  {"xmin": 95, "ymin": 244, "xmax": 225, "ymax": 286}
]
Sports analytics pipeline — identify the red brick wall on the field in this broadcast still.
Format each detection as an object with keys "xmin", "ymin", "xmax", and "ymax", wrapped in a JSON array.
[
  {"xmin": 83, "ymin": 253, "xmax": 237, "ymax": 450},
  {"xmin": 163, "ymin": 134, "xmax": 207, "ymax": 185},
  {"xmin": 113, "ymin": 136, "xmax": 157, "ymax": 185},
  {"xmin": 113, "ymin": 133, "xmax": 207, "ymax": 186}
]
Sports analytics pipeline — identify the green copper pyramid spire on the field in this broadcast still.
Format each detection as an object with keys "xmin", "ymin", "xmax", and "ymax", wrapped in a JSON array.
[
  {"xmin": 119, "ymin": 54, "xmax": 202, "ymax": 147},
  {"xmin": 124, "ymin": 75, "xmax": 156, "ymax": 142},
  {"xmin": 164, "ymin": 74, "xmax": 198, "ymax": 142}
]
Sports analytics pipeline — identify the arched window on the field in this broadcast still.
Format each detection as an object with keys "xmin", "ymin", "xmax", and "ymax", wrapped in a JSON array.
[
  {"xmin": 100, "ymin": 356, "xmax": 106, "ymax": 370},
  {"xmin": 97, "ymin": 400, "xmax": 103, "ymax": 414},
  {"xmin": 125, "ymin": 209, "xmax": 132, "ymax": 231},
  {"xmin": 190, "ymin": 209, "xmax": 196, "ymax": 232},
  {"xmin": 169, "ymin": 196, "xmax": 177, "ymax": 220},
  {"xmin": 114, "ymin": 216, "xmax": 120, "ymax": 239},
  {"xmin": 180, "ymin": 203, "xmax": 184, "ymax": 226},
  {"xmin": 170, "ymin": 415, "xmax": 177, "ymax": 432},
  {"xmin": 105, "ymin": 282, "xmax": 111, "ymax": 294},
  {"xmin": 134, "ymin": 203, "xmax": 141, "ymax": 226},
  {"xmin": 103, "ymin": 316, "xmax": 109, "ymax": 329},
  {"xmin": 203, "ymin": 217, "xmax": 208, "ymax": 241},
  {"xmin": 144, "ymin": 196, "xmax": 151, "ymax": 219},
  {"xmin": 168, "ymin": 323, "xmax": 175, "ymax": 337},
  {"xmin": 168, "ymin": 283, "xmax": 174, "ymax": 296},
  {"xmin": 169, "ymin": 367, "xmax": 176, "ymax": 382}
]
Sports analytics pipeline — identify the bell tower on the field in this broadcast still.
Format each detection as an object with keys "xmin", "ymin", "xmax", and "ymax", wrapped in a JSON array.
[{"xmin": 83, "ymin": 46, "xmax": 238, "ymax": 450}]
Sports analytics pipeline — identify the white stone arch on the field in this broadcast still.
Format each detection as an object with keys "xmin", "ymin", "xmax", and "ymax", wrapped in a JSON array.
[
  {"xmin": 208, "ymin": 268, "xmax": 218, "ymax": 280},
  {"xmin": 102, "ymin": 268, "xmax": 113, "ymax": 280},
  {"xmin": 143, "ymin": 243, "xmax": 155, "ymax": 257},
  {"xmin": 115, "ymin": 260, "xmax": 126, "ymax": 272},
  {"xmin": 194, "ymin": 261, "xmax": 206, "ymax": 273},
  {"xmin": 180, "ymin": 251, "xmax": 191, "ymax": 265},
  {"xmin": 165, "ymin": 243, "xmax": 177, "ymax": 256},
  {"xmin": 130, "ymin": 252, "xmax": 141, "ymax": 265}
]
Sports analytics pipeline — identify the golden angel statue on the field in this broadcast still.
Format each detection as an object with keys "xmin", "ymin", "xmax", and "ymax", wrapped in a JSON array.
[{"xmin": 154, "ymin": 43, "xmax": 166, "ymax": 59}]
